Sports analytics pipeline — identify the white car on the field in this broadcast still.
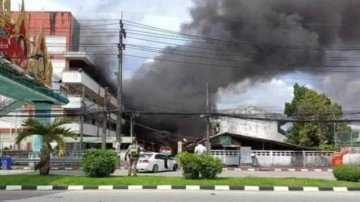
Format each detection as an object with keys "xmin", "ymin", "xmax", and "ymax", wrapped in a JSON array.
[{"xmin": 137, "ymin": 152, "xmax": 178, "ymax": 173}]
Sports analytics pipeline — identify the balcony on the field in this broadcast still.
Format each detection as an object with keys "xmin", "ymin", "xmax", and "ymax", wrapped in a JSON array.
[
  {"xmin": 62, "ymin": 70, "xmax": 117, "ymax": 108},
  {"xmin": 64, "ymin": 122, "xmax": 116, "ymax": 137}
]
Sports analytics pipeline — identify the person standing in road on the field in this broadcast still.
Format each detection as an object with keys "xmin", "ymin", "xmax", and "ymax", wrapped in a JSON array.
[
  {"xmin": 125, "ymin": 140, "xmax": 141, "ymax": 176},
  {"xmin": 194, "ymin": 142, "xmax": 207, "ymax": 155}
]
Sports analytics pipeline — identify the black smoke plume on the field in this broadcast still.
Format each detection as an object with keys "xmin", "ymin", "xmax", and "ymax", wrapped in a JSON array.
[{"xmin": 84, "ymin": 0, "xmax": 360, "ymax": 145}]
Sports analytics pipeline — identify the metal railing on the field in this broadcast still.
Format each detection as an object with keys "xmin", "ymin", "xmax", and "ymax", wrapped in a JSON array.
[{"xmin": 1, "ymin": 150, "xmax": 85, "ymax": 159}]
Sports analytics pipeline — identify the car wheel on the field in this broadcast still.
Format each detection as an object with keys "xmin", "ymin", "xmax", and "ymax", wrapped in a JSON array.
[
  {"xmin": 173, "ymin": 164, "xmax": 178, "ymax": 171},
  {"xmin": 152, "ymin": 164, "xmax": 159, "ymax": 173}
]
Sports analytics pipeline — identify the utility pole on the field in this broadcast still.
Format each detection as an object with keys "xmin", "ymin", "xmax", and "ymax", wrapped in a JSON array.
[
  {"xmin": 206, "ymin": 82, "xmax": 210, "ymax": 155},
  {"xmin": 116, "ymin": 15, "xmax": 126, "ymax": 151},
  {"xmin": 130, "ymin": 114, "xmax": 135, "ymax": 141},
  {"xmin": 79, "ymin": 84, "xmax": 85, "ymax": 150},
  {"xmin": 130, "ymin": 113, "xmax": 139, "ymax": 141},
  {"xmin": 102, "ymin": 87, "xmax": 108, "ymax": 150}
]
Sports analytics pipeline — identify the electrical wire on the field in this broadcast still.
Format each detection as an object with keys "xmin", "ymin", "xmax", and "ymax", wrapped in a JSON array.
[
  {"xmin": 123, "ymin": 54, "xmax": 360, "ymax": 73},
  {"xmin": 124, "ymin": 20, "xmax": 360, "ymax": 50}
]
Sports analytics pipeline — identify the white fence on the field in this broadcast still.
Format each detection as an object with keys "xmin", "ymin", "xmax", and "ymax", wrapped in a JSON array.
[
  {"xmin": 211, "ymin": 150, "xmax": 241, "ymax": 166},
  {"xmin": 211, "ymin": 150, "xmax": 333, "ymax": 168},
  {"xmin": 4, "ymin": 149, "xmax": 334, "ymax": 168}
]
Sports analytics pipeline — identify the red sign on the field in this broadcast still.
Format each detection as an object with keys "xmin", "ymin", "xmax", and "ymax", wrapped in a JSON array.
[
  {"xmin": 0, "ymin": 20, "xmax": 28, "ymax": 70},
  {"xmin": 0, "ymin": 0, "xmax": 52, "ymax": 86}
]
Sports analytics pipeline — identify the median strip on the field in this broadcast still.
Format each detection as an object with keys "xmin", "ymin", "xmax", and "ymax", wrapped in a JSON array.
[{"xmin": 0, "ymin": 175, "xmax": 359, "ymax": 192}]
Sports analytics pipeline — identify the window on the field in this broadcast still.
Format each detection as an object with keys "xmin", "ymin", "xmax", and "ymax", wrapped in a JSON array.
[{"xmin": 155, "ymin": 154, "xmax": 164, "ymax": 160}]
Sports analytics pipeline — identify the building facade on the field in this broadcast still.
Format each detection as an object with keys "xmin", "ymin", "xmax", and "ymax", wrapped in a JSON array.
[
  {"xmin": 0, "ymin": 9, "xmax": 120, "ymax": 151},
  {"xmin": 215, "ymin": 106, "xmax": 286, "ymax": 143}
]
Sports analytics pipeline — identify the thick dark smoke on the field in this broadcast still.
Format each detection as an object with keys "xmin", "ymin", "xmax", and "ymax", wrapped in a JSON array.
[
  {"xmin": 123, "ymin": 0, "xmax": 360, "ymax": 142},
  {"xmin": 78, "ymin": 21, "xmax": 118, "ymax": 91},
  {"xmin": 80, "ymin": 0, "xmax": 360, "ymax": 145}
]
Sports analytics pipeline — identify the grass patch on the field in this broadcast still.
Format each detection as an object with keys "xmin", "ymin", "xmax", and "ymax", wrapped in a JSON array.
[{"xmin": 0, "ymin": 175, "xmax": 360, "ymax": 187}]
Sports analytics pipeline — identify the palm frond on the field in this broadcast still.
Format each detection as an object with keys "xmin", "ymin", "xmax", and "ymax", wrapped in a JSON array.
[
  {"xmin": 21, "ymin": 118, "xmax": 42, "ymax": 128},
  {"xmin": 49, "ymin": 118, "xmax": 73, "ymax": 131},
  {"xmin": 52, "ymin": 135, "xmax": 66, "ymax": 156},
  {"xmin": 53, "ymin": 127, "xmax": 79, "ymax": 139},
  {"xmin": 16, "ymin": 118, "xmax": 46, "ymax": 144}
]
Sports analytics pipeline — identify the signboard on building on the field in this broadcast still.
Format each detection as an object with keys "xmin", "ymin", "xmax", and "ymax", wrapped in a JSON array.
[{"xmin": 0, "ymin": 0, "xmax": 52, "ymax": 86}]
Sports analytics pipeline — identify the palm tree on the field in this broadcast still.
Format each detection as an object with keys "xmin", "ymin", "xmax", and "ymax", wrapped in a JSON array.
[{"xmin": 16, "ymin": 118, "xmax": 78, "ymax": 175}]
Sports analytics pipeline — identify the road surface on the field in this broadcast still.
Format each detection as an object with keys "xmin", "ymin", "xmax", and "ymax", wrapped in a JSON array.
[
  {"xmin": 0, "ymin": 169, "xmax": 336, "ymax": 180},
  {"xmin": 1, "ymin": 190, "xmax": 360, "ymax": 202}
]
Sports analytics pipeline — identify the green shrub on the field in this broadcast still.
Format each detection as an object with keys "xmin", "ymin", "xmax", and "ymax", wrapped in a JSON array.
[
  {"xmin": 333, "ymin": 165, "xmax": 360, "ymax": 182},
  {"xmin": 177, "ymin": 152, "xmax": 223, "ymax": 179},
  {"xmin": 177, "ymin": 152, "xmax": 200, "ymax": 179},
  {"xmin": 81, "ymin": 149, "xmax": 118, "ymax": 177},
  {"xmin": 199, "ymin": 154, "xmax": 223, "ymax": 179}
]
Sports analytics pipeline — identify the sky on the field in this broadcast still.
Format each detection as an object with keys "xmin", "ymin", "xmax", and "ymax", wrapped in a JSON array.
[{"xmin": 10, "ymin": 0, "xmax": 315, "ymax": 112}]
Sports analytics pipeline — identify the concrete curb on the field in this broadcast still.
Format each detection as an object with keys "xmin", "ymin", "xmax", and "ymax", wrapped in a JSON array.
[
  {"xmin": 224, "ymin": 168, "xmax": 333, "ymax": 172},
  {"xmin": 0, "ymin": 185, "xmax": 358, "ymax": 191}
]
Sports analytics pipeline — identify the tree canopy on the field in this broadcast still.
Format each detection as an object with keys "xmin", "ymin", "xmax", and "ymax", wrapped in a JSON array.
[{"xmin": 284, "ymin": 83, "xmax": 350, "ymax": 149}]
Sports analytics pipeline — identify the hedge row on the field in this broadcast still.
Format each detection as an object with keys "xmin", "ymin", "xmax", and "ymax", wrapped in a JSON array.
[{"xmin": 333, "ymin": 165, "xmax": 360, "ymax": 182}]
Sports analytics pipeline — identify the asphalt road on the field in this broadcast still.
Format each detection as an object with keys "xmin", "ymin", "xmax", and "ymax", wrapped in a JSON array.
[
  {"xmin": 0, "ymin": 169, "xmax": 336, "ymax": 180},
  {"xmin": 1, "ymin": 191, "xmax": 360, "ymax": 202}
]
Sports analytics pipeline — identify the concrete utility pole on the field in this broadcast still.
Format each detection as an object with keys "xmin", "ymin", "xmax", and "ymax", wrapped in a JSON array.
[
  {"xmin": 130, "ymin": 114, "xmax": 135, "ymax": 141},
  {"xmin": 102, "ymin": 87, "xmax": 108, "ymax": 150},
  {"xmin": 206, "ymin": 82, "xmax": 210, "ymax": 155},
  {"xmin": 79, "ymin": 84, "xmax": 85, "ymax": 150},
  {"xmin": 116, "ymin": 16, "xmax": 126, "ymax": 151}
]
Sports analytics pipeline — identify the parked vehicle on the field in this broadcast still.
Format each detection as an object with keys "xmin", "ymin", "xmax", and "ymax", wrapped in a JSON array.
[{"xmin": 137, "ymin": 152, "xmax": 178, "ymax": 173}]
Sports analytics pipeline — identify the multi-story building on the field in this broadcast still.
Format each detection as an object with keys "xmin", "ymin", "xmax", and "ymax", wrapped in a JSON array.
[
  {"xmin": 0, "ymin": 6, "xmax": 122, "ymax": 150},
  {"xmin": 60, "ymin": 51, "xmax": 121, "ymax": 150},
  {"xmin": 11, "ymin": 10, "xmax": 80, "ymax": 89}
]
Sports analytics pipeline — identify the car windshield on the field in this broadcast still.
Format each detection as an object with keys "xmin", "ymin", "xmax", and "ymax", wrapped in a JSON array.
[{"xmin": 139, "ymin": 153, "xmax": 153, "ymax": 159}]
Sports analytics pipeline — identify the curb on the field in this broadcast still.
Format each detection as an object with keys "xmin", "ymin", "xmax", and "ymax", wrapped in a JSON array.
[
  {"xmin": 0, "ymin": 185, "xmax": 359, "ymax": 191},
  {"xmin": 10, "ymin": 167, "xmax": 333, "ymax": 172},
  {"xmin": 224, "ymin": 168, "xmax": 333, "ymax": 172}
]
